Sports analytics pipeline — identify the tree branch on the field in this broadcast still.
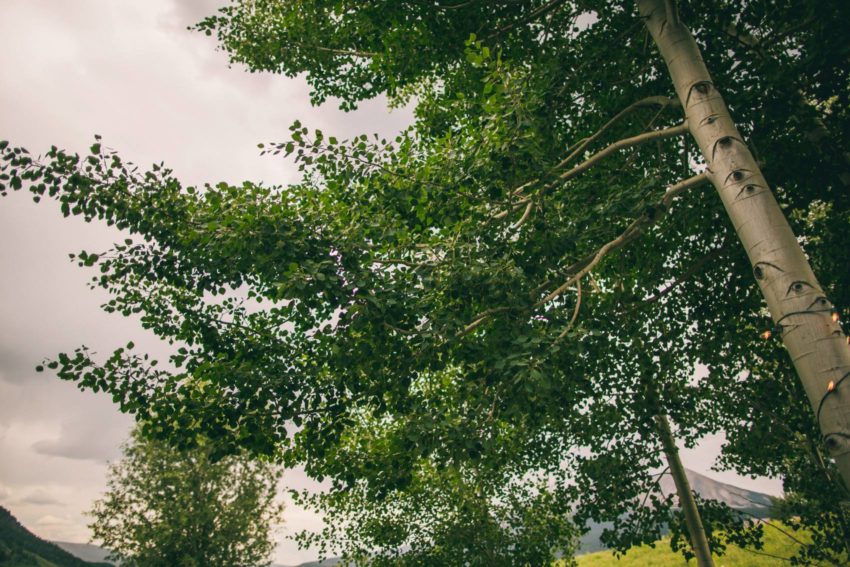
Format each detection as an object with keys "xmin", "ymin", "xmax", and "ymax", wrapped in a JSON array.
[
  {"xmin": 509, "ymin": 200, "xmax": 534, "ymax": 230},
  {"xmin": 287, "ymin": 40, "xmax": 378, "ymax": 58},
  {"xmin": 383, "ymin": 322, "xmax": 416, "ymax": 335},
  {"xmin": 536, "ymin": 172, "xmax": 708, "ymax": 307},
  {"xmin": 661, "ymin": 170, "xmax": 709, "ymax": 207},
  {"xmin": 620, "ymin": 243, "xmax": 728, "ymax": 315},
  {"xmin": 458, "ymin": 306, "xmax": 515, "ymax": 337},
  {"xmin": 555, "ymin": 122, "xmax": 688, "ymax": 186},
  {"xmin": 504, "ymin": 96, "xmax": 679, "ymax": 203},
  {"xmin": 536, "ymin": 220, "xmax": 644, "ymax": 307},
  {"xmin": 554, "ymin": 96, "xmax": 679, "ymax": 172},
  {"xmin": 434, "ymin": 0, "xmax": 477, "ymax": 10}
]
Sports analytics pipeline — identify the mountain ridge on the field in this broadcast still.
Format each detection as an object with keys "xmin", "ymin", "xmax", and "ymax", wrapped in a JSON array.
[{"xmin": 0, "ymin": 505, "xmax": 110, "ymax": 567}]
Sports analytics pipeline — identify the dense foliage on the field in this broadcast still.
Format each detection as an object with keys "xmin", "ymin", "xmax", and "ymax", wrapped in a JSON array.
[
  {"xmin": 2, "ymin": 0, "xmax": 850, "ymax": 564},
  {"xmin": 88, "ymin": 429, "xmax": 282, "ymax": 567}
]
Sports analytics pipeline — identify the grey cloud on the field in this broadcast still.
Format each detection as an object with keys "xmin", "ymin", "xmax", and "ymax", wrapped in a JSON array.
[
  {"xmin": 35, "ymin": 514, "xmax": 73, "ymax": 527},
  {"xmin": 17, "ymin": 489, "xmax": 65, "ymax": 507},
  {"xmin": 32, "ymin": 418, "xmax": 127, "ymax": 463},
  {"xmin": 0, "ymin": 344, "xmax": 42, "ymax": 385}
]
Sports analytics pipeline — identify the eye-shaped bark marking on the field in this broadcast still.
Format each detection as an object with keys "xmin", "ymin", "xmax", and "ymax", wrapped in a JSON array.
[
  {"xmin": 699, "ymin": 113, "xmax": 721, "ymax": 126},
  {"xmin": 786, "ymin": 280, "xmax": 815, "ymax": 297},
  {"xmin": 822, "ymin": 432, "xmax": 850, "ymax": 452},
  {"xmin": 753, "ymin": 261, "xmax": 783, "ymax": 280},
  {"xmin": 724, "ymin": 168, "xmax": 753, "ymax": 186},
  {"xmin": 710, "ymin": 135, "xmax": 743, "ymax": 161},
  {"xmin": 734, "ymin": 182, "xmax": 765, "ymax": 201},
  {"xmin": 685, "ymin": 81, "xmax": 713, "ymax": 108}
]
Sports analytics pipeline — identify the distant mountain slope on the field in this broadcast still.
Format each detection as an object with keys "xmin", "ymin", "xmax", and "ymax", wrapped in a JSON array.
[
  {"xmin": 577, "ymin": 468, "xmax": 775, "ymax": 554},
  {"xmin": 283, "ymin": 559, "xmax": 342, "ymax": 567},
  {"xmin": 658, "ymin": 469, "xmax": 774, "ymax": 514},
  {"xmin": 0, "ymin": 506, "xmax": 109, "ymax": 567},
  {"xmin": 51, "ymin": 544, "xmax": 115, "ymax": 566}
]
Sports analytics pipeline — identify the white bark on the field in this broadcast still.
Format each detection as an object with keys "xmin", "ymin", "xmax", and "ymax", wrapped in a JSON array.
[{"xmin": 638, "ymin": 0, "xmax": 850, "ymax": 487}]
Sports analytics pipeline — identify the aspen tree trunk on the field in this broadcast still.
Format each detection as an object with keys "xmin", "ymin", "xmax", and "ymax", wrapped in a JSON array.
[
  {"xmin": 655, "ymin": 414, "xmax": 715, "ymax": 567},
  {"xmin": 638, "ymin": 0, "xmax": 850, "ymax": 488}
]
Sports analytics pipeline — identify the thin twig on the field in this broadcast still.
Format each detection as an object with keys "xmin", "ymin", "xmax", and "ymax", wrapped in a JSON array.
[
  {"xmin": 490, "ymin": 196, "xmax": 532, "ymax": 221},
  {"xmin": 535, "ymin": 222, "xmax": 643, "ymax": 307},
  {"xmin": 458, "ymin": 306, "xmax": 514, "ymax": 337},
  {"xmin": 286, "ymin": 40, "xmax": 378, "ymax": 58},
  {"xmin": 383, "ymin": 322, "xmax": 415, "ymax": 335},
  {"xmin": 488, "ymin": 0, "xmax": 569, "ymax": 40},
  {"xmin": 619, "ymin": 243, "xmax": 728, "ymax": 314},
  {"xmin": 556, "ymin": 278, "xmax": 582, "ymax": 341}
]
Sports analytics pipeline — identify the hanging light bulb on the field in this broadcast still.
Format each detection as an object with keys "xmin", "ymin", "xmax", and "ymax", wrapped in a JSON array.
[
  {"xmin": 760, "ymin": 329, "xmax": 772, "ymax": 340},
  {"xmin": 832, "ymin": 307, "xmax": 840, "ymax": 323},
  {"xmin": 828, "ymin": 380, "xmax": 836, "ymax": 392}
]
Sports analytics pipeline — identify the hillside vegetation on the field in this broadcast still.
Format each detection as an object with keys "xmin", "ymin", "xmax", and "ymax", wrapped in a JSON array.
[
  {"xmin": 572, "ymin": 522, "xmax": 837, "ymax": 566},
  {"xmin": 0, "ymin": 506, "xmax": 109, "ymax": 567}
]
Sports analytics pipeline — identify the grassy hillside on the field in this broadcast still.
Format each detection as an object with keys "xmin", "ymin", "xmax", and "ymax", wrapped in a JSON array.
[
  {"xmin": 0, "ymin": 506, "xmax": 109, "ymax": 567},
  {"xmin": 570, "ymin": 522, "xmax": 831, "ymax": 566}
]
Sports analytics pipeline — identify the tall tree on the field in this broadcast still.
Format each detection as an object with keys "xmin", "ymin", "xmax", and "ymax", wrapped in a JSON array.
[
  {"xmin": 640, "ymin": 0, "xmax": 850, "ymax": 487},
  {"xmin": 89, "ymin": 428, "xmax": 282, "ymax": 567},
  {"xmin": 2, "ymin": 0, "xmax": 850, "ymax": 563}
]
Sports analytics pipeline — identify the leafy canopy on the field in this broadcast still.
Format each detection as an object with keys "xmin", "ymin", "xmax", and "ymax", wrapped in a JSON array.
[{"xmin": 3, "ymin": 0, "xmax": 850, "ymax": 563}]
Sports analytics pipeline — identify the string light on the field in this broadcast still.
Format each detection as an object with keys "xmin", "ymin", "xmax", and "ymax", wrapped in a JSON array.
[
  {"xmin": 758, "ymin": 303, "xmax": 843, "ymax": 340},
  {"xmin": 760, "ymin": 325, "xmax": 784, "ymax": 340},
  {"xmin": 817, "ymin": 370, "xmax": 850, "ymax": 426}
]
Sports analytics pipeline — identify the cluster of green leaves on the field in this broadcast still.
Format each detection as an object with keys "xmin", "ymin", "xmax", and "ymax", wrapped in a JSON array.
[{"xmin": 3, "ymin": 0, "xmax": 850, "ymax": 564}]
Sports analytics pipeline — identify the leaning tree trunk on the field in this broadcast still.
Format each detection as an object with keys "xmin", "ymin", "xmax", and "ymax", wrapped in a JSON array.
[
  {"xmin": 637, "ymin": 359, "xmax": 714, "ymax": 565},
  {"xmin": 656, "ymin": 414, "xmax": 715, "ymax": 567},
  {"xmin": 639, "ymin": 0, "xmax": 850, "ymax": 488}
]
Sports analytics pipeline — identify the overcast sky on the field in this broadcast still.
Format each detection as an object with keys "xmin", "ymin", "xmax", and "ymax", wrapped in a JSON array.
[{"xmin": 0, "ymin": 1, "xmax": 782, "ymax": 565}]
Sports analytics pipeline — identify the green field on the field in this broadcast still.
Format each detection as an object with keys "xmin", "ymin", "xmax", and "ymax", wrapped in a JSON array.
[{"xmin": 570, "ymin": 522, "xmax": 839, "ymax": 566}]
